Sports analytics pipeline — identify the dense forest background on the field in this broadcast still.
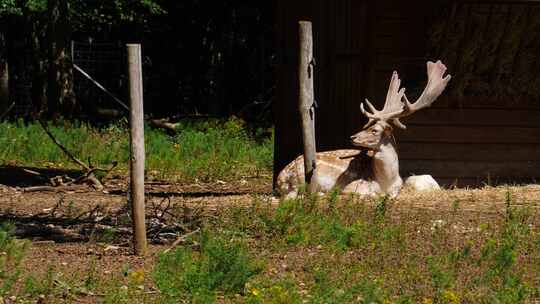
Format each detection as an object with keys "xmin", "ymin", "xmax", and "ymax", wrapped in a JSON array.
[{"xmin": 0, "ymin": 0, "xmax": 274, "ymax": 124}]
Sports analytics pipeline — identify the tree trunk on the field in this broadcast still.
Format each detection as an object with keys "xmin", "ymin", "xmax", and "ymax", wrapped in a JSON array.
[
  {"xmin": 6, "ymin": 15, "xmax": 26, "ymax": 117},
  {"xmin": 47, "ymin": 0, "xmax": 76, "ymax": 118},
  {"xmin": 29, "ymin": 16, "xmax": 48, "ymax": 116},
  {"xmin": 0, "ymin": 30, "xmax": 9, "ymax": 114}
]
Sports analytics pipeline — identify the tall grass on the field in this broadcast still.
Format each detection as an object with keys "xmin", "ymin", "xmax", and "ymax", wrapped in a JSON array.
[{"xmin": 0, "ymin": 118, "xmax": 273, "ymax": 182}]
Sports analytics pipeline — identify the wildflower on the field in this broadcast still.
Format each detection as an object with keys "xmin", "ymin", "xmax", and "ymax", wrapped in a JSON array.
[
  {"xmin": 250, "ymin": 288, "xmax": 262, "ymax": 297},
  {"xmin": 441, "ymin": 289, "xmax": 459, "ymax": 304},
  {"xmin": 129, "ymin": 269, "xmax": 145, "ymax": 285}
]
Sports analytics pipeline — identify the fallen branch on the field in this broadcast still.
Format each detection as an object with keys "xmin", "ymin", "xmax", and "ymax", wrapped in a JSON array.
[
  {"xmin": 38, "ymin": 119, "xmax": 91, "ymax": 170},
  {"xmin": 149, "ymin": 118, "xmax": 180, "ymax": 133},
  {"xmin": 23, "ymin": 185, "xmax": 88, "ymax": 193},
  {"xmin": 22, "ymin": 168, "xmax": 42, "ymax": 176},
  {"xmin": 37, "ymin": 119, "xmax": 118, "ymax": 190}
]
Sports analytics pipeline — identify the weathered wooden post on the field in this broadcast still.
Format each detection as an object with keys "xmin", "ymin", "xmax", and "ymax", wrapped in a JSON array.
[
  {"xmin": 127, "ymin": 44, "xmax": 147, "ymax": 255},
  {"xmin": 298, "ymin": 21, "xmax": 318, "ymax": 193}
]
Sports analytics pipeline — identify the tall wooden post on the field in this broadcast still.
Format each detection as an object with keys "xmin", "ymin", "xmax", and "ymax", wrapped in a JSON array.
[
  {"xmin": 298, "ymin": 21, "xmax": 318, "ymax": 193},
  {"xmin": 127, "ymin": 44, "xmax": 147, "ymax": 255}
]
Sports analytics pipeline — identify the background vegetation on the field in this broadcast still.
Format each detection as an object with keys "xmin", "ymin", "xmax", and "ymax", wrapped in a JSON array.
[
  {"xmin": 0, "ymin": 118, "xmax": 273, "ymax": 182},
  {"xmin": 0, "ymin": 0, "xmax": 274, "ymax": 123}
]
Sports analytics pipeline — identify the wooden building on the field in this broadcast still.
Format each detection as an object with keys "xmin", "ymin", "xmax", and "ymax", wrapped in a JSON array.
[{"xmin": 274, "ymin": 0, "xmax": 540, "ymax": 187}]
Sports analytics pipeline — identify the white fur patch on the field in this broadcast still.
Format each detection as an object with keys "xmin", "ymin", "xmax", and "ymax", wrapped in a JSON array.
[{"xmin": 405, "ymin": 175, "xmax": 440, "ymax": 191}]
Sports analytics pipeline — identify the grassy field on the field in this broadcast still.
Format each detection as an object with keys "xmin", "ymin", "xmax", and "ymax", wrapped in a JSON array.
[
  {"xmin": 0, "ymin": 118, "xmax": 273, "ymax": 182},
  {"xmin": 1, "ymin": 119, "xmax": 540, "ymax": 303},
  {"xmin": 1, "ymin": 188, "xmax": 540, "ymax": 303}
]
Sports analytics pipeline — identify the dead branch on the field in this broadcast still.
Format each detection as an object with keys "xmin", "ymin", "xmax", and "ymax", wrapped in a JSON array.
[
  {"xmin": 37, "ymin": 119, "xmax": 118, "ymax": 190},
  {"xmin": 149, "ymin": 118, "xmax": 180, "ymax": 133},
  {"xmin": 38, "ymin": 119, "xmax": 91, "ymax": 170},
  {"xmin": 22, "ymin": 168, "xmax": 42, "ymax": 176},
  {"xmin": 23, "ymin": 185, "xmax": 87, "ymax": 193},
  {"xmin": 23, "ymin": 186, "xmax": 63, "ymax": 192}
]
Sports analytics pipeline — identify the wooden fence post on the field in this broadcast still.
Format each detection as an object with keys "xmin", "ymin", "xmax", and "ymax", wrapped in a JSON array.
[
  {"xmin": 127, "ymin": 44, "xmax": 147, "ymax": 255},
  {"xmin": 298, "ymin": 21, "xmax": 318, "ymax": 193}
]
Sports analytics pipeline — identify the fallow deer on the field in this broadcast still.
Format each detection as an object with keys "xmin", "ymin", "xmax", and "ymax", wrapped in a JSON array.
[{"xmin": 277, "ymin": 60, "xmax": 452, "ymax": 198}]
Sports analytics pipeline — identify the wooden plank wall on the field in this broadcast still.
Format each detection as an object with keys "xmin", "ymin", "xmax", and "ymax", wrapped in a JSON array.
[
  {"xmin": 274, "ymin": 0, "xmax": 540, "ymax": 187},
  {"xmin": 395, "ymin": 1, "xmax": 540, "ymax": 187},
  {"xmin": 398, "ymin": 99, "xmax": 540, "ymax": 186}
]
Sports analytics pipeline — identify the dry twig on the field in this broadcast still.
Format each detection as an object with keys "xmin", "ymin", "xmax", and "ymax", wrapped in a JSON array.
[
  {"xmin": 35, "ymin": 119, "xmax": 118, "ymax": 190},
  {"xmin": 163, "ymin": 228, "xmax": 201, "ymax": 253}
]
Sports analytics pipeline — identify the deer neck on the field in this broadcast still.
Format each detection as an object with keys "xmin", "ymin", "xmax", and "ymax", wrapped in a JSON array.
[{"xmin": 372, "ymin": 136, "xmax": 402, "ymax": 196}]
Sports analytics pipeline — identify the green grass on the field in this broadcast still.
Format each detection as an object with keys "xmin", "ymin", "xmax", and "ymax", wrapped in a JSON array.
[
  {"xmin": 153, "ymin": 231, "xmax": 261, "ymax": 303},
  {"xmin": 3, "ymin": 191, "xmax": 540, "ymax": 303},
  {"xmin": 210, "ymin": 192, "xmax": 540, "ymax": 303},
  {"xmin": 0, "ymin": 224, "xmax": 29, "ymax": 297},
  {"xmin": 0, "ymin": 117, "xmax": 273, "ymax": 182}
]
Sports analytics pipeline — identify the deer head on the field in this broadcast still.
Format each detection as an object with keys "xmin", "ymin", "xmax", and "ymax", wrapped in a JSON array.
[{"xmin": 350, "ymin": 60, "xmax": 452, "ymax": 153}]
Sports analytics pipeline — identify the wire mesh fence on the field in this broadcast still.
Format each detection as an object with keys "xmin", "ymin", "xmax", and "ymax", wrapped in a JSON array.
[
  {"xmin": 72, "ymin": 40, "xmax": 126, "ymax": 115},
  {"xmin": 9, "ymin": 40, "xmax": 126, "ymax": 118}
]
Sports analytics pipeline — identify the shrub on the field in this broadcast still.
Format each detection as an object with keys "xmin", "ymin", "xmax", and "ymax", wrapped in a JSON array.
[{"xmin": 154, "ymin": 231, "xmax": 260, "ymax": 303}]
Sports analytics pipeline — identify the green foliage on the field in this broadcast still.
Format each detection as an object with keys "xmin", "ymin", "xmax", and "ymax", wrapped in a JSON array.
[
  {"xmin": 23, "ymin": 266, "xmax": 55, "ymax": 298},
  {"xmin": 0, "ymin": 0, "xmax": 46, "ymax": 15},
  {"xmin": 150, "ymin": 117, "xmax": 273, "ymax": 181},
  {"xmin": 245, "ymin": 279, "xmax": 302, "ymax": 304},
  {"xmin": 0, "ymin": 119, "xmax": 273, "ymax": 182},
  {"xmin": 0, "ymin": 0, "xmax": 164, "ymax": 26},
  {"xmin": 311, "ymin": 270, "xmax": 388, "ymax": 304},
  {"xmin": 153, "ymin": 231, "xmax": 260, "ymax": 303},
  {"xmin": 262, "ymin": 194, "xmax": 395, "ymax": 250},
  {"xmin": 476, "ymin": 192, "xmax": 531, "ymax": 303},
  {"xmin": 70, "ymin": 0, "xmax": 166, "ymax": 29},
  {"xmin": 0, "ymin": 224, "xmax": 28, "ymax": 296}
]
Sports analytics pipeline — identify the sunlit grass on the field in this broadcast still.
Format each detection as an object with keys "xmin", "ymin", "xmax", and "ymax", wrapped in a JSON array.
[{"xmin": 0, "ymin": 118, "xmax": 273, "ymax": 182}]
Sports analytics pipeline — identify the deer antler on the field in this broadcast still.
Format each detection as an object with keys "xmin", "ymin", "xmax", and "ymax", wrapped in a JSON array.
[
  {"xmin": 360, "ymin": 71, "xmax": 405, "ymax": 129},
  {"xmin": 360, "ymin": 60, "xmax": 452, "ymax": 129},
  {"xmin": 400, "ymin": 60, "xmax": 452, "ymax": 120}
]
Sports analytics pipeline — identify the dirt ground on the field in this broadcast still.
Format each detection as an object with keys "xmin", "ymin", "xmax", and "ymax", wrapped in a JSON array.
[
  {"xmin": 1, "ymin": 166, "xmax": 540, "ymax": 301},
  {"xmin": 0, "ymin": 166, "xmax": 273, "ymax": 301}
]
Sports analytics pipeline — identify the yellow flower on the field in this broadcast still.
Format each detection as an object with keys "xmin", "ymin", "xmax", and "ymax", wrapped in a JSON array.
[
  {"xmin": 441, "ymin": 290, "xmax": 460, "ymax": 304},
  {"xmin": 422, "ymin": 298, "xmax": 433, "ymax": 304},
  {"xmin": 250, "ymin": 288, "xmax": 261, "ymax": 297},
  {"xmin": 129, "ymin": 269, "xmax": 145, "ymax": 285}
]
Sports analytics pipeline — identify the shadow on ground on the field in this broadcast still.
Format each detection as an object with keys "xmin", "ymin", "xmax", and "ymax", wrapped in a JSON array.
[{"xmin": 0, "ymin": 165, "xmax": 83, "ymax": 187}]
